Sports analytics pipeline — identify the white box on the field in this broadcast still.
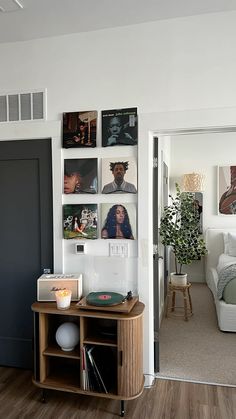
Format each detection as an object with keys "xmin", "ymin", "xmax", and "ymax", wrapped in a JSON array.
[{"xmin": 37, "ymin": 274, "xmax": 83, "ymax": 301}]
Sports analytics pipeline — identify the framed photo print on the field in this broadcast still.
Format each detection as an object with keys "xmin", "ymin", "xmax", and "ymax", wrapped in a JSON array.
[
  {"xmin": 102, "ymin": 107, "xmax": 137, "ymax": 147},
  {"xmin": 218, "ymin": 165, "xmax": 236, "ymax": 215},
  {"xmin": 63, "ymin": 204, "xmax": 98, "ymax": 239},
  {"xmin": 101, "ymin": 157, "xmax": 137, "ymax": 194},
  {"xmin": 101, "ymin": 203, "xmax": 136, "ymax": 239},
  {"xmin": 63, "ymin": 110, "xmax": 97, "ymax": 148},
  {"xmin": 64, "ymin": 158, "xmax": 98, "ymax": 194}
]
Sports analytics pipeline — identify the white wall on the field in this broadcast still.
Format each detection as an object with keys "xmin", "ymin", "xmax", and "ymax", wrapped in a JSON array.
[
  {"xmin": 169, "ymin": 132, "xmax": 236, "ymax": 282},
  {"xmin": 170, "ymin": 132, "xmax": 236, "ymax": 229},
  {"xmin": 1, "ymin": 11, "xmax": 236, "ymax": 115},
  {"xmin": 1, "ymin": 10, "xmax": 236, "ymax": 378}
]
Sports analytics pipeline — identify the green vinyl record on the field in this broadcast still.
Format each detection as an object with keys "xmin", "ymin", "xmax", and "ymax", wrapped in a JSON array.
[{"xmin": 86, "ymin": 291, "xmax": 124, "ymax": 306}]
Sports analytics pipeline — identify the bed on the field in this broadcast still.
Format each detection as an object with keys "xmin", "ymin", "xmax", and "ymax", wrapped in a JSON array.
[{"xmin": 205, "ymin": 228, "xmax": 236, "ymax": 332}]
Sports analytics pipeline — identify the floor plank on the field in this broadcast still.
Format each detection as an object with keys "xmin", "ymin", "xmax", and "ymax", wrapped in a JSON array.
[{"xmin": 0, "ymin": 367, "xmax": 235, "ymax": 418}]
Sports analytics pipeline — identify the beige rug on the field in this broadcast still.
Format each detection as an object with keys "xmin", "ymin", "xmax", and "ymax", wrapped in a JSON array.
[{"xmin": 156, "ymin": 283, "xmax": 236, "ymax": 386}]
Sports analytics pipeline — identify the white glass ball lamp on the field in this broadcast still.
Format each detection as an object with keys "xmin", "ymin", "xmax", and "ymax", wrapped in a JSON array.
[{"xmin": 55, "ymin": 322, "xmax": 79, "ymax": 351}]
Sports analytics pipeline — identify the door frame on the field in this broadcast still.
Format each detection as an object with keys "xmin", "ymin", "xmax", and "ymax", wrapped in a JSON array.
[
  {"xmin": 138, "ymin": 108, "xmax": 236, "ymax": 382},
  {"xmin": 0, "ymin": 121, "xmax": 63, "ymax": 273}
]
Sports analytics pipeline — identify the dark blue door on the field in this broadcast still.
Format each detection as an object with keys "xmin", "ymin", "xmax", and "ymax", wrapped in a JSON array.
[{"xmin": 0, "ymin": 139, "xmax": 53, "ymax": 369}]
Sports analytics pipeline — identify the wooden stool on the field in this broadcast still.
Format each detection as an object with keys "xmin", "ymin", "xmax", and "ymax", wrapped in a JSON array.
[{"xmin": 165, "ymin": 282, "xmax": 193, "ymax": 321}]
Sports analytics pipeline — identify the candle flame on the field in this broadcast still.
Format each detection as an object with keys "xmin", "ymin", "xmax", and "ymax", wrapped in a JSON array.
[{"xmin": 55, "ymin": 289, "xmax": 71, "ymax": 297}]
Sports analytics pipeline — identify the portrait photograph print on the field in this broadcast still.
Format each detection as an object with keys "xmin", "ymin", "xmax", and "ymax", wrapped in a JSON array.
[
  {"xmin": 101, "ymin": 203, "xmax": 136, "ymax": 240},
  {"xmin": 102, "ymin": 107, "xmax": 137, "ymax": 147},
  {"xmin": 64, "ymin": 158, "xmax": 98, "ymax": 194},
  {"xmin": 63, "ymin": 204, "xmax": 98, "ymax": 239},
  {"xmin": 63, "ymin": 110, "xmax": 97, "ymax": 148},
  {"xmin": 101, "ymin": 157, "xmax": 137, "ymax": 194},
  {"xmin": 218, "ymin": 165, "xmax": 236, "ymax": 215}
]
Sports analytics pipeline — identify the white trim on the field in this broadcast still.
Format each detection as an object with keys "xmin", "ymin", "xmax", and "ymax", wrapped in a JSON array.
[
  {"xmin": 155, "ymin": 375, "xmax": 236, "ymax": 388},
  {"xmin": 138, "ymin": 106, "xmax": 236, "ymax": 380}
]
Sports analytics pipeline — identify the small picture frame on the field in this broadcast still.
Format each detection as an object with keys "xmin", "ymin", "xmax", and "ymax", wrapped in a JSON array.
[
  {"xmin": 101, "ymin": 157, "xmax": 137, "ymax": 194},
  {"xmin": 218, "ymin": 165, "xmax": 236, "ymax": 215},
  {"xmin": 102, "ymin": 107, "xmax": 137, "ymax": 147},
  {"xmin": 63, "ymin": 111, "xmax": 97, "ymax": 148},
  {"xmin": 63, "ymin": 204, "xmax": 98, "ymax": 239},
  {"xmin": 101, "ymin": 203, "xmax": 136, "ymax": 239},
  {"xmin": 64, "ymin": 158, "xmax": 98, "ymax": 194}
]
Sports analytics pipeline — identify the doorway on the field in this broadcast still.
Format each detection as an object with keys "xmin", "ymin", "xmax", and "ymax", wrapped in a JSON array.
[
  {"xmin": 154, "ymin": 129, "xmax": 236, "ymax": 384},
  {"xmin": 0, "ymin": 138, "xmax": 53, "ymax": 369}
]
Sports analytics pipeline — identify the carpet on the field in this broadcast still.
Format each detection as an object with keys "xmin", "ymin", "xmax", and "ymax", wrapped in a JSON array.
[{"xmin": 156, "ymin": 283, "xmax": 236, "ymax": 386}]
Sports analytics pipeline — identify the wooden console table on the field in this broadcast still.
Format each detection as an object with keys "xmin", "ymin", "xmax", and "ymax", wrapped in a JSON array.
[{"xmin": 31, "ymin": 300, "xmax": 145, "ymax": 417}]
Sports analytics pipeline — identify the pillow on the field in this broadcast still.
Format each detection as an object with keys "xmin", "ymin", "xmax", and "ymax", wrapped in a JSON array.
[{"xmin": 228, "ymin": 233, "xmax": 236, "ymax": 256}]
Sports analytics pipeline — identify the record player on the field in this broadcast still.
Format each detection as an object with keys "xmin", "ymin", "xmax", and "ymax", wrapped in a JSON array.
[{"xmin": 76, "ymin": 291, "xmax": 138, "ymax": 313}]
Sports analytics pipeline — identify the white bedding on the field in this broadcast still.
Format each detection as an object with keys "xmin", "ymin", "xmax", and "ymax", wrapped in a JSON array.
[{"xmin": 205, "ymin": 228, "xmax": 236, "ymax": 332}]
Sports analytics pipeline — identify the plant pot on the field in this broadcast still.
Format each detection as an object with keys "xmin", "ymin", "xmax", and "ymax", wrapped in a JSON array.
[{"xmin": 170, "ymin": 272, "xmax": 187, "ymax": 286}]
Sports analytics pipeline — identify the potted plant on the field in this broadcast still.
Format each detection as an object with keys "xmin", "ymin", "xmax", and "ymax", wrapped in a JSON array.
[{"xmin": 159, "ymin": 184, "xmax": 207, "ymax": 285}]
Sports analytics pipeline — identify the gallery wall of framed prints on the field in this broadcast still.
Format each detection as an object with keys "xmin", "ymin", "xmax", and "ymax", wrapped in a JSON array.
[{"xmin": 62, "ymin": 107, "xmax": 138, "ymax": 252}]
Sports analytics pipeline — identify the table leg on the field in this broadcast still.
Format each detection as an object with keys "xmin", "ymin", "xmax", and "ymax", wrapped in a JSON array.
[
  {"xmin": 171, "ymin": 291, "xmax": 176, "ymax": 312},
  {"xmin": 187, "ymin": 287, "xmax": 193, "ymax": 314},
  {"xmin": 165, "ymin": 288, "xmax": 170, "ymax": 317},
  {"xmin": 120, "ymin": 400, "xmax": 125, "ymax": 417},
  {"xmin": 183, "ymin": 289, "xmax": 188, "ymax": 321}
]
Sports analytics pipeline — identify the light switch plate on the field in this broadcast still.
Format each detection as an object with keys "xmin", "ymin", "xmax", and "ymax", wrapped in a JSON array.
[{"xmin": 109, "ymin": 242, "xmax": 128, "ymax": 257}]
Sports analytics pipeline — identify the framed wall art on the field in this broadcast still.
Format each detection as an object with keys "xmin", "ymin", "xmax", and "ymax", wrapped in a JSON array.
[
  {"xmin": 218, "ymin": 165, "xmax": 236, "ymax": 215},
  {"xmin": 64, "ymin": 158, "xmax": 98, "ymax": 194},
  {"xmin": 63, "ymin": 204, "xmax": 98, "ymax": 239},
  {"xmin": 63, "ymin": 110, "xmax": 97, "ymax": 148},
  {"xmin": 101, "ymin": 157, "xmax": 137, "ymax": 194},
  {"xmin": 102, "ymin": 107, "xmax": 137, "ymax": 147}
]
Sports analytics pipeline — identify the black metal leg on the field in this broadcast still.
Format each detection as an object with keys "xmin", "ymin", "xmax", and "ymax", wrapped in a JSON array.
[
  {"xmin": 41, "ymin": 389, "xmax": 46, "ymax": 403},
  {"xmin": 120, "ymin": 400, "xmax": 125, "ymax": 417}
]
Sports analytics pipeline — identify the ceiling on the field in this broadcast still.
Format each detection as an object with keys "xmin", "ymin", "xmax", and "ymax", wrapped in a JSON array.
[{"xmin": 1, "ymin": 0, "xmax": 236, "ymax": 44}]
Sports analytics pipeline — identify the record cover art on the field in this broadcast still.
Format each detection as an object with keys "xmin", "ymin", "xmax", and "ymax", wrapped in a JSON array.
[
  {"xmin": 63, "ymin": 204, "xmax": 98, "ymax": 239},
  {"xmin": 101, "ymin": 157, "xmax": 137, "ymax": 194},
  {"xmin": 102, "ymin": 107, "xmax": 137, "ymax": 147},
  {"xmin": 64, "ymin": 158, "xmax": 98, "ymax": 194},
  {"xmin": 63, "ymin": 110, "xmax": 97, "ymax": 148},
  {"xmin": 101, "ymin": 203, "xmax": 136, "ymax": 239}
]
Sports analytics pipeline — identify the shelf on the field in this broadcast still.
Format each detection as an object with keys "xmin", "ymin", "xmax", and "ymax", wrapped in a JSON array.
[
  {"xmin": 84, "ymin": 336, "xmax": 117, "ymax": 347},
  {"xmin": 42, "ymin": 358, "xmax": 80, "ymax": 389},
  {"xmin": 43, "ymin": 344, "xmax": 80, "ymax": 359},
  {"xmin": 42, "ymin": 374, "xmax": 79, "ymax": 391}
]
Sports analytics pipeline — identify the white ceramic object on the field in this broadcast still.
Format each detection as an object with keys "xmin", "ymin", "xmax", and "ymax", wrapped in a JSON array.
[
  {"xmin": 170, "ymin": 272, "xmax": 187, "ymax": 286},
  {"xmin": 55, "ymin": 322, "xmax": 79, "ymax": 351}
]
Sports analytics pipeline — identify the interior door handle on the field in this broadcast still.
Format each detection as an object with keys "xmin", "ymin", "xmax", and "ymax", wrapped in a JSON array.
[{"xmin": 153, "ymin": 253, "xmax": 163, "ymax": 260}]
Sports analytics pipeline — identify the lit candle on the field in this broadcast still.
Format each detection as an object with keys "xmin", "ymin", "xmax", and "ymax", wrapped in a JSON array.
[{"xmin": 55, "ymin": 289, "xmax": 72, "ymax": 310}]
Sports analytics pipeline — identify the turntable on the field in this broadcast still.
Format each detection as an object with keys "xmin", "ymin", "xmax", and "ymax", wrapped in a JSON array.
[{"xmin": 76, "ymin": 291, "xmax": 138, "ymax": 313}]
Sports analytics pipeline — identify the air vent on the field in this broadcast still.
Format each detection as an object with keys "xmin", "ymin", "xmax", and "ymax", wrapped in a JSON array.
[{"xmin": 0, "ymin": 89, "xmax": 46, "ymax": 122}]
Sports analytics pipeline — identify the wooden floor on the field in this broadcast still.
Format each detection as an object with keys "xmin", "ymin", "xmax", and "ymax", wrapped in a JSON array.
[{"xmin": 0, "ymin": 367, "xmax": 236, "ymax": 419}]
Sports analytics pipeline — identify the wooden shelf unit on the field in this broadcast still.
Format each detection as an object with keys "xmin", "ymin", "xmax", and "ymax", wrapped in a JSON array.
[{"xmin": 31, "ymin": 301, "xmax": 145, "ymax": 416}]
